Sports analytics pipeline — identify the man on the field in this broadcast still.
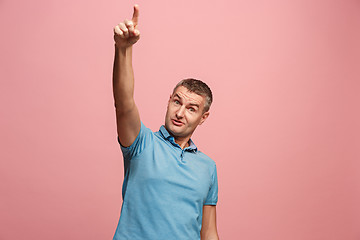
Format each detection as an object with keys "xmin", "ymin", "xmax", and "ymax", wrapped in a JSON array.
[{"xmin": 112, "ymin": 5, "xmax": 219, "ymax": 240}]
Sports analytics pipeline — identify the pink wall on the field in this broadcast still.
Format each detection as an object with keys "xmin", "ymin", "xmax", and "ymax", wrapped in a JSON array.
[{"xmin": 1, "ymin": 0, "xmax": 359, "ymax": 239}]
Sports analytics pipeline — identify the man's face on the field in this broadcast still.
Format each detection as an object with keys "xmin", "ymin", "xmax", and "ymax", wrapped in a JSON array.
[{"xmin": 164, "ymin": 86, "xmax": 209, "ymax": 140}]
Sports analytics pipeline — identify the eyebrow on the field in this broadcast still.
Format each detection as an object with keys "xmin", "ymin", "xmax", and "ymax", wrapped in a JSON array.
[
  {"xmin": 188, "ymin": 103, "xmax": 200, "ymax": 108},
  {"xmin": 174, "ymin": 94, "xmax": 200, "ymax": 108}
]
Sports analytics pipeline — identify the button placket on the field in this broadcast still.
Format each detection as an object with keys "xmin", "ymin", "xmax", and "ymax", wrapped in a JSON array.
[{"xmin": 180, "ymin": 150, "xmax": 184, "ymax": 161}]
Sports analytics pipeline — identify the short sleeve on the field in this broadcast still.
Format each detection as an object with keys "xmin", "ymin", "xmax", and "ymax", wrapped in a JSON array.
[
  {"xmin": 117, "ymin": 121, "xmax": 153, "ymax": 160},
  {"xmin": 204, "ymin": 164, "xmax": 218, "ymax": 205}
]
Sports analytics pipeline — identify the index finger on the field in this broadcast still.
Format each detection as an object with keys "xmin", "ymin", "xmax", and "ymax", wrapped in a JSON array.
[{"xmin": 132, "ymin": 4, "xmax": 139, "ymax": 26}]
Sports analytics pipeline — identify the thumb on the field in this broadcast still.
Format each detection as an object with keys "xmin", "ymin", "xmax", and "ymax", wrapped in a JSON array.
[{"xmin": 132, "ymin": 4, "xmax": 140, "ymax": 26}]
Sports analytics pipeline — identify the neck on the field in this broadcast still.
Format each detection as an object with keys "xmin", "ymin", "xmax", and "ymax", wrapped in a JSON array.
[{"xmin": 174, "ymin": 136, "xmax": 190, "ymax": 149}]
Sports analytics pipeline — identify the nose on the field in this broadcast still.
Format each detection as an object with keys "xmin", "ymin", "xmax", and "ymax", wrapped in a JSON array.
[{"xmin": 175, "ymin": 106, "xmax": 185, "ymax": 119}]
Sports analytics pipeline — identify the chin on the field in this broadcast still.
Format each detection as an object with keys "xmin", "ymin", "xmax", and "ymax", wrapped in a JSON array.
[
  {"xmin": 168, "ymin": 125, "xmax": 181, "ymax": 135},
  {"xmin": 166, "ymin": 124, "xmax": 183, "ymax": 137}
]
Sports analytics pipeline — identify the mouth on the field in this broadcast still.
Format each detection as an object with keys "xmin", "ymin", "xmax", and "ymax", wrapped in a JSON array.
[{"xmin": 171, "ymin": 119, "xmax": 184, "ymax": 126}]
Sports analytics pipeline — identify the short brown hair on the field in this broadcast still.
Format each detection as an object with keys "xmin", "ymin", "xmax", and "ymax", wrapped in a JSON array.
[{"xmin": 173, "ymin": 78, "xmax": 213, "ymax": 112}]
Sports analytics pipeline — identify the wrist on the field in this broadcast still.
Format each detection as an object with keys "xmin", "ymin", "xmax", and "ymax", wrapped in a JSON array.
[
  {"xmin": 115, "ymin": 43, "xmax": 132, "ymax": 50},
  {"xmin": 115, "ymin": 44, "xmax": 132, "ymax": 56}
]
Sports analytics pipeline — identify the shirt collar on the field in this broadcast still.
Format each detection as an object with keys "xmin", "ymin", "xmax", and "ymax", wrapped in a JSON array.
[{"xmin": 159, "ymin": 125, "xmax": 198, "ymax": 152}]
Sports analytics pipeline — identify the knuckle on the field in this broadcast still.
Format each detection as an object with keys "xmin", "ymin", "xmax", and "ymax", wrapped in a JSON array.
[{"xmin": 113, "ymin": 27, "xmax": 120, "ymax": 35}]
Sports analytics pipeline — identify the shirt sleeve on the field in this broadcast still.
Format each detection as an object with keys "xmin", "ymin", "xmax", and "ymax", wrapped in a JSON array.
[
  {"xmin": 204, "ymin": 164, "xmax": 218, "ymax": 205},
  {"xmin": 117, "ymin": 121, "xmax": 153, "ymax": 160}
]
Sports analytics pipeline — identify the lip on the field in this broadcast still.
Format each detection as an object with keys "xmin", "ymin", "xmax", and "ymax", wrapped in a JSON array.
[{"xmin": 171, "ymin": 119, "xmax": 184, "ymax": 126}]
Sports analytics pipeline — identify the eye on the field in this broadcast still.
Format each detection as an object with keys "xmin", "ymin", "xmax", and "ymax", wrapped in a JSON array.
[
  {"xmin": 189, "ymin": 107, "xmax": 196, "ymax": 112},
  {"xmin": 174, "ymin": 100, "xmax": 180, "ymax": 105}
]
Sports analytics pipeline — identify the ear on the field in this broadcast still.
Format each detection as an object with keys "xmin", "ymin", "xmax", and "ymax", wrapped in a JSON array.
[
  {"xmin": 167, "ymin": 94, "xmax": 172, "ymax": 104},
  {"xmin": 199, "ymin": 111, "xmax": 210, "ymax": 125}
]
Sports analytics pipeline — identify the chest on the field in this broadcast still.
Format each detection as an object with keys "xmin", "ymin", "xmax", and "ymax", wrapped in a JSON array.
[{"xmin": 129, "ymin": 142, "xmax": 212, "ymax": 202}]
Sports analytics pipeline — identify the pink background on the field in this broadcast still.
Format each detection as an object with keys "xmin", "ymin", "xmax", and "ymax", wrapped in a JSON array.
[{"xmin": 1, "ymin": 0, "xmax": 359, "ymax": 239}]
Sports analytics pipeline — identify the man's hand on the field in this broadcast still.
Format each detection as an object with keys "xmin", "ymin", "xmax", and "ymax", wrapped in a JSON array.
[{"xmin": 113, "ymin": 4, "xmax": 140, "ymax": 49}]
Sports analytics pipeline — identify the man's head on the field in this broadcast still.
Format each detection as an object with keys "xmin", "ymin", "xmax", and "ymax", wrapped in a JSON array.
[
  {"xmin": 164, "ymin": 78, "xmax": 213, "ymax": 140},
  {"xmin": 173, "ymin": 78, "xmax": 213, "ymax": 112}
]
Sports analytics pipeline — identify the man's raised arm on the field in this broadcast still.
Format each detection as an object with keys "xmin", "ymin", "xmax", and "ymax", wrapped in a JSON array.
[{"xmin": 112, "ymin": 5, "xmax": 141, "ymax": 147}]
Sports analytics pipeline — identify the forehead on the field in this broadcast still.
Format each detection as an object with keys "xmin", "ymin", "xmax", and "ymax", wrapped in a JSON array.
[{"xmin": 172, "ymin": 86, "xmax": 205, "ymax": 105}]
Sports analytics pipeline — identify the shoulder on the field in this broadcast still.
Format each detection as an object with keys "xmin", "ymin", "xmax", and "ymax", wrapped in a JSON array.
[{"xmin": 196, "ymin": 150, "xmax": 216, "ymax": 168}]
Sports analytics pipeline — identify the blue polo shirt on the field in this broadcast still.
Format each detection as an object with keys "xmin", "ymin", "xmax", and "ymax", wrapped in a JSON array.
[{"xmin": 113, "ymin": 122, "xmax": 218, "ymax": 240}]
